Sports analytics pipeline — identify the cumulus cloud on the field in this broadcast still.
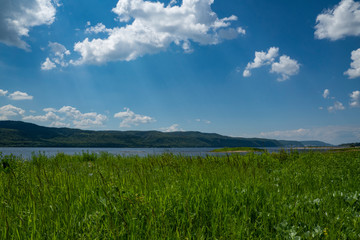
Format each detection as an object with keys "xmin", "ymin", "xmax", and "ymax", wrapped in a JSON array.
[
  {"xmin": 8, "ymin": 91, "xmax": 33, "ymax": 100},
  {"xmin": 323, "ymin": 89, "xmax": 330, "ymax": 99},
  {"xmin": 23, "ymin": 111, "xmax": 63, "ymax": 122},
  {"xmin": 236, "ymin": 27, "xmax": 246, "ymax": 35},
  {"xmin": 344, "ymin": 48, "xmax": 360, "ymax": 79},
  {"xmin": 0, "ymin": 104, "xmax": 25, "ymax": 120},
  {"xmin": 0, "ymin": 0, "xmax": 58, "ymax": 50},
  {"xmin": 350, "ymin": 90, "xmax": 360, "ymax": 107},
  {"xmin": 243, "ymin": 47, "xmax": 300, "ymax": 81},
  {"xmin": 57, "ymin": 106, "xmax": 107, "ymax": 128},
  {"xmin": 328, "ymin": 101, "xmax": 345, "ymax": 112},
  {"xmin": 49, "ymin": 42, "xmax": 70, "ymax": 59},
  {"xmin": 243, "ymin": 47, "xmax": 279, "ymax": 77},
  {"xmin": 259, "ymin": 126, "xmax": 360, "ymax": 145},
  {"xmin": 23, "ymin": 106, "xmax": 107, "ymax": 128},
  {"xmin": 72, "ymin": 0, "xmax": 243, "ymax": 65},
  {"xmin": 315, "ymin": 0, "xmax": 360, "ymax": 41},
  {"xmin": 0, "ymin": 89, "xmax": 8, "ymax": 96},
  {"xmin": 41, "ymin": 57, "xmax": 56, "ymax": 70},
  {"xmin": 41, "ymin": 42, "xmax": 70, "ymax": 70},
  {"xmin": 160, "ymin": 124, "xmax": 183, "ymax": 132},
  {"xmin": 270, "ymin": 55, "xmax": 300, "ymax": 81},
  {"xmin": 85, "ymin": 23, "xmax": 113, "ymax": 34},
  {"xmin": 114, "ymin": 107, "xmax": 155, "ymax": 128}
]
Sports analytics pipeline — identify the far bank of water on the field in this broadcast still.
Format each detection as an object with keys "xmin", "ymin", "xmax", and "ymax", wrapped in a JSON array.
[{"xmin": 0, "ymin": 147, "xmax": 222, "ymax": 159}]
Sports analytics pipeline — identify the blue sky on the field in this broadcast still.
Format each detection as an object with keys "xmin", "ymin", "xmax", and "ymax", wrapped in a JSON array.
[{"xmin": 0, "ymin": 0, "xmax": 360, "ymax": 144}]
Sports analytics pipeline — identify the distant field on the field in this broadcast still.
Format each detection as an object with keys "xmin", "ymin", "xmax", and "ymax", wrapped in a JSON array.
[{"xmin": 1, "ymin": 151, "xmax": 360, "ymax": 239}]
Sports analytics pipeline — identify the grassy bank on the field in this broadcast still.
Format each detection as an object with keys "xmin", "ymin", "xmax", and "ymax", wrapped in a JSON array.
[{"xmin": 1, "ymin": 151, "xmax": 360, "ymax": 239}]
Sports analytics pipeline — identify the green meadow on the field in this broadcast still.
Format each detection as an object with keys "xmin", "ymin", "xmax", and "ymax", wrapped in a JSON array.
[{"xmin": 1, "ymin": 150, "xmax": 360, "ymax": 239}]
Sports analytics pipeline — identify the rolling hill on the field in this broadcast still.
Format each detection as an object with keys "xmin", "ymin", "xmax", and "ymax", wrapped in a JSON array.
[{"xmin": 0, "ymin": 121, "xmax": 330, "ymax": 148}]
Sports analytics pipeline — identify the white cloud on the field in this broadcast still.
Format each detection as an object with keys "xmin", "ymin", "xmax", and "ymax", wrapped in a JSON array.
[
  {"xmin": 49, "ymin": 42, "xmax": 70, "ymax": 59},
  {"xmin": 328, "ymin": 101, "xmax": 345, "ymax": 112},
  {"xmin": 160, "ymin": 124, "xmax": 183, "ymax": 132},
  {"xmin": 323, "ymin": 89, "xmax": 330, "ymax": 99},
  {"xmin": 58, "ymin": 106, "xmax": 107, "ymax": 128},
  {"xmin": 169, "ymin": 0, "xmax": 178, "ymax": 7},
  {"xmin": 114, "ymin": 107, "xmax": 155, "ymax": 128},
  {"xmin": 271, "ymin": 55, "xmax": 300, "ymax": 81},
  {"xmin": 259, "ymin": 126, "xmax": 360, "ymax": 145},
  {"xmin": 243, "ymin": 47, "xmax": 300, "ymax": 81},
  {"xmin": 243, "ymin": 47, "xmax": 279, "ymax": 77},
  {"xmin": 8, "ymin": 91, "xmax": 33, "ymax": 100},
  {"xmin": 315, "ymin": 0, "xmax": 360, "ymax": 41},
  {"xmin": 23, "ymin": 111, "xmax": 62, "ymax": 122},
  {"xmin": 72, "ymin": 0, "xmax": 243, "ymax": 65},
  {"xmin": 53, "ymin": 0, "xmax": 62, "ymax": 7},
  {"xmin": 0, "ymin": 0, "xmax": 58, "ymax": 50},
  {"xmin": 23, "ymin": 106, "xmax": 107, "ymax": 129},
  {"xmin": 0, "ymin": 89, "xmax": 8, "ymax": 96},
  {"xmin": 41, "ymin": 42, "xmax": 70, "ymax": 70},
  {"xmin": 344, "ymin": 48, "xmax": 360, "ymax": 79},
  {"xmin": 0, "ymin": 104, "xmax": 25, "ymax": 120},
  {"xmin": 85, "ymin": 23, "xmax": 112, "ymax": 34},
  {"xmin": 350, "ymin": 90, "xmax": 360, "ymax": 107},
  {"xmin": 73, "ymin": 118, "xmax": 106, "ymax": 129},
  {"xmin": 41, "ymin": 57, "xmax": 56, "ymax": 70},
  {"xmin": 260, "ymin": 128, "xmax": 311, "ymax": 139},
  {"xmin": 50, "ymin": 121, "xmax": 70, "ymax": 128},
  {"xmin": 237, "ymin": 27, "xmax": 246, "ymax": 35},
  {"xmin": 242, "ymin": 69, "xmax": 251, "ymax": 77}
]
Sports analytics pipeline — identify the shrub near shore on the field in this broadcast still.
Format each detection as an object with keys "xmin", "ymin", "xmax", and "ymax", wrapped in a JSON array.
[{"xmin": 0, "ymin": 151, "xmax": 360, "ymax": 239}]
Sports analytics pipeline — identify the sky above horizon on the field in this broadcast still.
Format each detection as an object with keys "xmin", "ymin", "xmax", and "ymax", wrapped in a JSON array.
[{"xmin": 0, "ymin": 0, "xmax": 360, "ymax": 145}]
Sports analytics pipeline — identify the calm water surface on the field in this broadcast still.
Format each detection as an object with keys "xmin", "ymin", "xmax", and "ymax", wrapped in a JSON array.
[
  {"xmin": 0, "ymin": 147, "xmax": 332, "ymax": 160},
  {"xmin": 0, "ymin": 147, "xmax": 225, "ymax": 159}
]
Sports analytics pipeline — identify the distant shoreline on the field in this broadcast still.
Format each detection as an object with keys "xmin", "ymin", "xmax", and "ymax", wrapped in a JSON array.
[{"xmin": 214, "ymin": 146, "xmax": 360, "ymax": 153}]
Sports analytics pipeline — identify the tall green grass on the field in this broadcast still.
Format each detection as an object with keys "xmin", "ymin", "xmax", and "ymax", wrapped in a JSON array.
[{"xmin": 0, "ymin": 151, "xmax": 359, "ymax": 239}]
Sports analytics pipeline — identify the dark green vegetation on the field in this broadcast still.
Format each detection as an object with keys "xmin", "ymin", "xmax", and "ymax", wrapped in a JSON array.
[
  {"xmin": 0, "ymin": 121, "xmax": 332, "ymax": 148},
  {"xmin": 329, "ymin": 147, "xmax": 360, "ymax": 152},
  {"xmin": 298, "ymin": 141, "xmax": 334, "ymax": 147},
  {"xmin": 340, "ymin": 142, "xmax": 360, "ymax": 148},
  {"xmin": 1, "ymin": 151, "xmax": 360, "ymax": 239},
  {"xmin": 211, "ymin": 147, "xmax": 265, "ymax": 152}
]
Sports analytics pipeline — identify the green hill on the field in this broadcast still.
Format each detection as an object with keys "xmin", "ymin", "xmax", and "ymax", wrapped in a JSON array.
[
  {"xmin": 339, "ymin": 142, "xmax": 360, "ymax": 148},
  {"xmin": 300, "ymin": 141, "xmax": 333, "ymax": 147},
  {"xmin": 0, "ymin": 121, "xmax": 329, "ymax": 148}
]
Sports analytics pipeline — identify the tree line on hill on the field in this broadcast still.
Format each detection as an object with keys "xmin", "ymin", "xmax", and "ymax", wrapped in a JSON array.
[{"xmin": 0, "ymin": 121, "xmax": 332, "ymax": 148}]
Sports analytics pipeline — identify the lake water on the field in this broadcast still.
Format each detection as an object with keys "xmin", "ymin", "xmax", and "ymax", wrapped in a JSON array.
[
  {"xmin": 0, "ymin": 147, "xmax": 333, "ymax": 160},
  {"xmin": 0, "ymin": 147, "xmax": 225, "ymax": 159}
]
